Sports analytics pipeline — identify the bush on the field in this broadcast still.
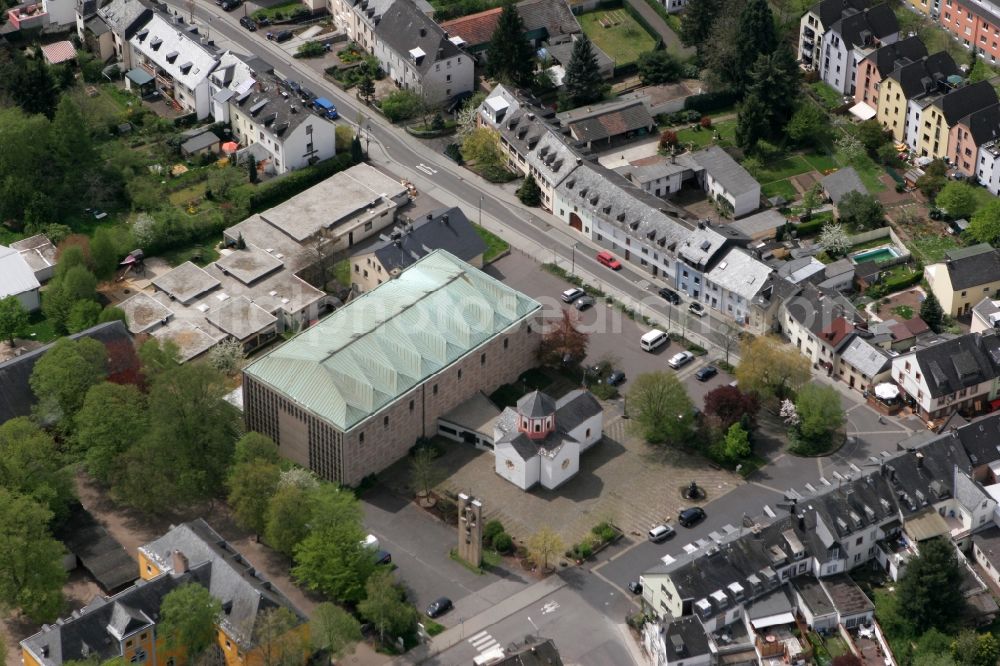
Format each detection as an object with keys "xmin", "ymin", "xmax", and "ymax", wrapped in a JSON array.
[
  {"xmin": 249, "ymin": 152, "xmax": 355, "ymax": 212},
  {"xmin": 493, "ymin": 532, "xmax": 513, "ymax": 553},
  {"xmin": 592, "ymin": 522, "xmax": 617, "ymax": 544},
  {"xmin": 577, "ymin": 542, "xmax": 593, "ymax": 559},
  {"xmin": 444, "ymin": 143, "xmax": 464, "ymax": 164},
  {"xmin": 381, "ymin": 90, "xmax": 424, "ymax": 123},
  {"xmin": 483, "ymin": 519, "xmax": 505, "ymax": 546},
  {"xmin": 684, "ymin": 90, "xmax": 738, "ymax": 113}
]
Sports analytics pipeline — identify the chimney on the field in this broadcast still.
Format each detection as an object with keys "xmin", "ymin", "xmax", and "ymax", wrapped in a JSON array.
[
  {"xmin": 442, "ymin": 214, "xmax": 449, "ymax": 225},
  {"xmin": 172, "ymin": 550, "xmax": 189, "ymax": 574},
  {"xmin": 915, "ymin": 451, "xmax": 924, "ymax": 468}
]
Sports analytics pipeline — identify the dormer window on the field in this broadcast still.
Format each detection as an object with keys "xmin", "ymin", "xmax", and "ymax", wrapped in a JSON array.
[{"xmin": 166, "ymin": 50, "xmax": 178, "ymax": 63}]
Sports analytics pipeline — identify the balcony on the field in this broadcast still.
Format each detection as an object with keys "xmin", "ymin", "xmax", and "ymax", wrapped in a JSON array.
[{"xmin": 6, "ymin": 2, "xmax": 48, "ymax": 29}]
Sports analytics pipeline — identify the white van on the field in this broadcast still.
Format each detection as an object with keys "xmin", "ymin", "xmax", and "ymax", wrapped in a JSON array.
[{"xmin": 640, "ymin": 329, "xmax": 669, "ymax": 352}]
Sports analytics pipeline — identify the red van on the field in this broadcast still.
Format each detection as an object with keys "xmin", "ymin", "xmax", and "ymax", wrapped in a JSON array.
[{"xmin": 596, "ymin": 251, "xmax": 622, "ymax": 270}]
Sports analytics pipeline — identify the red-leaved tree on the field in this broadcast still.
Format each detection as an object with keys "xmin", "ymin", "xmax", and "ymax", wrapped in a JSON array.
[
  {"xmin": 703, "ymin": 385, "xmax": 760, "ymax": 431},
  {"xmin": 538, "ymin": 309, "xmax": 589, "ymax": 366}
]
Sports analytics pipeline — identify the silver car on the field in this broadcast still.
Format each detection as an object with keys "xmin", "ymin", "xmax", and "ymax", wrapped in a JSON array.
[{"xmin": 668, "ymin": 351, "xmax": 694, "ymax": 369}]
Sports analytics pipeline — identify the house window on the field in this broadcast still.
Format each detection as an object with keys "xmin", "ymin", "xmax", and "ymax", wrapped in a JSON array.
[
  {"xmin": 856, "ymin": 536, "xmax": 863, "ymax": 545},
  {"xmin": 360, "ymin": 433, "xmax": 365, "ymax": 443},
  {"xmin": 905, "ymin": 361, "xmax": 911, "ymax": 372},
  {"xmin": 225, "ymin": 641, "xmax": 232, "ymax": 650},
  {"xmin": 504, "ymin": 338, "xmax": 509, "ymax": 349},
  {"xmin": 458, "ymin": 369, "xmax": 463, "ymax": 380},
  {"xmin": 585, "ymin": 428, "xmax": 591, "ymax": 438},
  {"xmin": 481, "ymin": 353, "xmax": 486, "ymax": 365},
  {"xmin": 433, "ymin": 384, "xmax": 439, "ymax": 395},
  {"xmin": 383, "ymin": 416, "xmax": 389, "ymax": 427}
]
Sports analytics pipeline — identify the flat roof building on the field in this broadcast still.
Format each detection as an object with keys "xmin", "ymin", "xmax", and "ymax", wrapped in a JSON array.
[{"xmin": 243, "ymin": 250, "xmax": 542, "ymax": 485}]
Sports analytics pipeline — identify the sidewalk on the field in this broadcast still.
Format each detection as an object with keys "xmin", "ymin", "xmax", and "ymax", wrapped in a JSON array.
[
  {"xmin": 623, "ymin": 0, "xmax": 694, "ymax": 57},
  {"xmin": 392, "ymin": 576, "xmax": 567, "ymax": 664}
]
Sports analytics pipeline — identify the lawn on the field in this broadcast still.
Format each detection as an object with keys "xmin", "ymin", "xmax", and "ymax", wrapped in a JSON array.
[
  {"xmin": 803, "ymin": 152, "xmax": 838, "ymax": 173},
  {"xmin": 578, "ymin": 9, "xmax": 657, "ymax": 65},
  {"xmin": 161, "ymin": 242, "xmax": 220, "ymax": 267},
  {"xmin": 251, "ymin": 0, "xmax": 306, "ymax": 20},
  {"xmin": 754, "ymin": 155, "xmax": 812, "ymax": 183},
  {"xmin": 971, "ymin": 185, "xmax": 996, "ymax": 215},
  {"xmin": 474, "ymin": 224, "xmax": 509, "ymax": 263},
  {"xmin": 810, "ymin": 81, "xmax": 844, "ymax": 110},
  {"xmin": 24, "ymin": 309, "xmax": 57, "ymax": 344},
  {"xmin": 677, "ymin": 119, "xmax": 737, "ymax": 149},
  {"xmin": 909, "ymin": 234, "xmax": 961, "ymax": 263},
  {"xmin": 761, "ymin": 179, "xmax": 798, "ymax": 201},
  {"xmin": 333, "ymin": 258, "xmax": 351, "ymax": 287}
]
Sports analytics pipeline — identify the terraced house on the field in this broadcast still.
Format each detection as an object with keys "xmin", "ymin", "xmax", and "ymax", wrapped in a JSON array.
[
  {"xmin": 876, "ymin": 51, "xmax": 959, "ymax": 142},
  {"xmin": 21, "ymin": 520, "xmax": 307, "ymax": 666}
]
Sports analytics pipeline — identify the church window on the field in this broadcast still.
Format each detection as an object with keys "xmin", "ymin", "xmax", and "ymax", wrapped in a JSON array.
[{"xmin": 534, "ymin": 422, "xmax": 541, "ymax": 432}]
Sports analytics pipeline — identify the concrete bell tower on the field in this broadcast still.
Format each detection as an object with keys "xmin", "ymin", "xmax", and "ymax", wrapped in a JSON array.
[{"xmin": 458, "ymin": 493, "xmax": 483, "ymax": 567}]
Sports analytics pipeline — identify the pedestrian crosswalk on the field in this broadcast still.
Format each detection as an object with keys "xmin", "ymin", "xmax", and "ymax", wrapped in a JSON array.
[{"xmin": 468, "ymin": 629, "xmax": 500, "ymax": 655}]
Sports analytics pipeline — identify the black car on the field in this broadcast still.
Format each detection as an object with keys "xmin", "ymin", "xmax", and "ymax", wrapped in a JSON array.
[
  {"xmin": 607, "ymin": 370, "xmax": 626, "ymax": 386},
  {"xmin": 574, "ymin": 296, "xmax": 595, "ymax": 311},
  {"xmin": 374, "ymin": 549, "xmax": 391, "ymax": 565},
  {"xmin": 695, "ymin": 366, "xmax": 718, "ymax": 382},
  {"xmin": 239, "ymin": 15, "xmax": 256, "ymax": 30},
  {"xmin": 657, "ymin": 287, "xmax": 680, "ymax": 305},
  {"xmin": 221, "ymin": 0, "xmax": 242, "ymax": 10},
  {"xmin": 678, "ymin": 507, "xmax": 706, "ymax": 527},
  {"xmin": 270, "ymin": 29, "xmax": 293, "ymax": 42},
  {"xmin": 426, "ymin": 597, "xmax": 453, "ymax": 618},
  {"xmin": 627, "ymin": 580, "xmax": 643, "ymax": 594}
]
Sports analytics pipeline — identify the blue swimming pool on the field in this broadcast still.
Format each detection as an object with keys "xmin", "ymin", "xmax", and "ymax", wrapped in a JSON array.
[{"xmin": 852, "ymin": 246, "xmax": 901, "ymax": 264}]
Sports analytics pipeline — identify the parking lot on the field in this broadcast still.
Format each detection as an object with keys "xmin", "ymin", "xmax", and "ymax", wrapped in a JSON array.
[{"xmin": 484, "ymin": 251, "xmax": 735, "ymax": 407}]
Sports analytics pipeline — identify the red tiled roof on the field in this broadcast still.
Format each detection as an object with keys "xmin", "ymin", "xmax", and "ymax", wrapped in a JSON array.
[
  {"xmin": 440, "ymin": 7, "xmax": 503, "ymax": 47},
  {"xmin": 903, "ymin": 316, "xmax": 930, "ymax": 336},
  {"xmin": 41, "ymin": 40, "xmax": 76, "ymax": 65},
  {"xmin": 820, "ymin": 316, "xmax": 855, "ymax": 348}
]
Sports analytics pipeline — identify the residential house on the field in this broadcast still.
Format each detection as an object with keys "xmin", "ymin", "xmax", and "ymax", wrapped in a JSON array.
[
  {"xmin": 5, "ymin": 0, "xmax": 77, "ymax": 31},
  {"xmin": 888, "ymin": 316, "xmax": 932, "ymax": 351},
  {"xmin": 209, "ymin": 54, "xmax": 337, "ymax": 174},
  {"xmin": 438, "ymin": 0, "xmax": 581, "ymax": 55},
  {"xmin": 971, "ymin": 295, "xmax": 1000, "ymax": 334},
  {"xmin": 925, "ymin": 244, "xmax": 1000, "ymax": 316},
  {"xmin": 0, "ymin": 245, "xmax": 41, "ymax": 312},
  {"xmin": 674, "ymin": 224, "xmax": 751, "ymax": 300},
  {"xmin": 76, "ymin": 0, "xmax": 115, "ymax": 63},
  {"xmin": 838, "ymin": 333, "xmax": 894, "ymax": 392},
  {"xmin": 686, "ymin": 146, "xmax": 761, "ymax": 217},
  {"xmin": 128, "ymin": 12, "xmax": 221, "ymax": 117},
  {"xmin": 822, "ymin": 166, "xmax": 869, "ymax": 214},
  {"xmin": 939, "ymin": 0, "xmax": 1000, "ymax": 65},
  {"xmin": 915, "ymin": 80, "xmax": 998, "ymax": 160},
  {"xmin": 852, "ymin": 35, "xmax": 927, "ymax": 113},
  {"xmin": 374, "ymin": 0, "xmax": 473, "ymax": 104},
  {"xmin": 704, "ymin": 248, "xmax": 776, "ymax": 330},
  {"xmin": 94, "ymin": 0, "xmax": 154, "ymax": 70},
  {"xmin": 949, "ymin": 102, "xmax": 1000, "ymax": 177},
  {"xmin": 876, "ymin": 51, "xmax": 960, "ymax": 142},
  {"xmin": 0, "ymin": 321, "xmax": 132, "ymax": 424},
  {"xmin": 976, "ymin": 138, "xmax": 1000, "ymax": 195},
  {"xmin": 21, "ymin": 519, "xmax": 306, "ymax": 666},
  {"xmin": 891, "ymin": 331, "xmax": 1000, "ymax": 421},
  {"xmin": 555, "ymin": 99, "xmax": 656, "ymax": 149},
  {"xmin": 243, "ymin": 250, "xmax": 542, "ymax": 486},
  {"xmin": 819, "ymin": 3, "xmax": 899, "ymax": 95},
  {"xmin": 973, "ymin": 526, "xmax": 1000, "ymax": 589},
  {"xmin": 799, "ymin": 0, "xmax": 872, "ymax": 69},
  {"xmin": 350, "ymin": 206, "xmax": 487, "ymax": 292},
  {"xmin": 616, "ymin": 155, "xmax": 695, "ymax": 199},
  {"xmin": 9, "ymin": 234, "xmax": 56, "ymax": 283},
  {"xmin": 728, "ymin": 209, "xmax": 787, "ymax": 242},
  {"xmin": 781, "ymin": 283, "xmax": 862, "ymax": 370},
  {"xmin": 641, "ymin": 616, "xmax": 712, "ymax": 666}
]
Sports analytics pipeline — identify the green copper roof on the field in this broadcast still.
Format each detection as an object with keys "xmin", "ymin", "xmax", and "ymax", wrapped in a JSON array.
[{"xmin": 244, "ymin": 250, "xmax": 541, "ymax": 430}]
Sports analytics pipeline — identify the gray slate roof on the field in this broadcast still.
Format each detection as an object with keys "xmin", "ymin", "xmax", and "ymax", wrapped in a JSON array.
[
  {"xmin": 822, "ymin": 167, "xmax": 868, "ymax": 204},
  {"xmin": 911, "ymin": 332, "xmax": 1000, "ymax": 398},
  {"xmin": 944, "ymin": 245, "xmax": 1000, "ymax": 290},
  {"xmin": 518, "ymin": 390, "xmax": 556, "ymax": 417},
  {"xmin": 0, "ymin": 321, "xmax": 132, "ymax": 424},
  {"xmin": 369, "ymin": 207, "xmax": 487, "ymax": 273},
  {"xmin": 687, "ymin": 146, "xmax": 759, "ymax": 198},
  {"xmin": 57, "ymin": 505, "xmax": 138, "ymax": 594},
  {"xmin": 839, "ymin": 335, "xmax": 891, "ymax": 378},
  {"xmin": 375, "ymin": 0, "xmax": 462, "ymax": 75}
]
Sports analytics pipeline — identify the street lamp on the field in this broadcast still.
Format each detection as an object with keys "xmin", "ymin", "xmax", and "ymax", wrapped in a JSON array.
[
  {"xmin": 364, "ymin": 121, "xmax": 372, "ymax": 157},
  {"xmin": 478, "ymin": 195, "xmax": 484, "ymax": 226}
]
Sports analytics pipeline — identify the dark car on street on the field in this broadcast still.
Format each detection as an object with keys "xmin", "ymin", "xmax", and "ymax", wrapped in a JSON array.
[
  {"xmin": 627, "ymin": 581, "xmax": 643, "ymax": 594},
  {"xmin": 695, "ymin": 366, "xmax": 718, "ymax": 382},
  {"xmin": 239, "ymin": 15, "xmax": 256, "ymax": 30},
  {"xmin": 574, "ymin": 295, "xmax": 595, "ymax": 311},
  {"xmin": 607, "ymin": 370, "xmax": 626, "ymax": 386},
  {"xmin": 426, "ymin": 597, "xmax": 453, "ymax": 618},
  {"xmin": 658, "ymin": 287, "xmax": 680, "ymax": 304},
  {"xmin": 678, "ymin": 507, "xmax": 706, "ymax": 527},
  {"xmin": 221, "ymin": 0, "xmax": 242, "ymax": 11}
]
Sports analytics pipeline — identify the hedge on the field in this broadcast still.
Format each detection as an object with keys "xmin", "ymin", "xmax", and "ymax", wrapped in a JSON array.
[
  {"xmin": 249, "ymin": 152, "xmax": 356, "ymax": 212},
  {"xmin": 684, "ymin": 90, "xmax": 739, "ymax": 113},
  {"xmin": 793, "ymin": 217, "xmax": 826, "ymax": 237},
  {"xmin": 884, "ymin": 270, "xmax": 922, "ymax": 292}
]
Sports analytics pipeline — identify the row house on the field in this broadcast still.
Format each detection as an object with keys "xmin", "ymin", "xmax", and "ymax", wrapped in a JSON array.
[
  {"xmin": 925, "ymin": 243, "xmax": 1000, "ymax": 316},
  {"xmin": 780, "ymin": 282, "xmax": 863, "ymax": 372},
  {"xmin": 330, "ymin": 0, "xmax": 472, "ymax": 105},
  {"xmin": 674, "ymin": 224, "xmax": 751, "ymax": 301},
  {"xmin": 88, "ymin": 0, "xmax": 154, "ymax": 70},
  {"xmin": 939, "ymin": 0, "xmax": 1000, "ymax": 64},
  {"xmin": 950, "ymin": 102, "xmax": 1000, "ymax": 176},
  {"xmin": 128, "ymin": 12, "xmax": 220, "ymax": 118},
  {"xmin": 914, "ymin": 79, "xmax": 997, "ymax": 159},
  {"xmin": 819, "ymin": 4, "xmax": 900, "ymax": 95},
  {"xmin": 891, "ymin": 331, "xmax": 1000, "ymax": 421},
  {"xmin": 209, "ymin": 53, "xmax": 337, "ymax": 174},
  {"xmin": 877, "ymin": 51, "xmax": 960, "ymax": 142},
  {"xmin": 853, "ymin": 35, "xmax": 928, "ymax": 112},
  {"xmin": 800, "ymin": 0, "xmax": 872, "ymax": 69}
]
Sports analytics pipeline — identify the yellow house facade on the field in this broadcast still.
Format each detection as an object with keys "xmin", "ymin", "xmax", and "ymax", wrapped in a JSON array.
[
  {"xmin": 915, "ymin": 81, "xmax": 999, "ymax": 160},
  {"xmin": 877, "ymin": 51, "xmax": 962, "ymax": 143},
  {"xmin": 915, "ymin": 102, "xmax": 949, "ymax": 159},
  {"xmin": 22, "ymin": 520, "xmax": 308, "ymax": 666},
  {"xmin": 924, "ymin": 245, "xmax": 1000, "ymax": 317},
  {"xmin": 877, "ymin": 75, "xmax": 909, "ymax": 141}
]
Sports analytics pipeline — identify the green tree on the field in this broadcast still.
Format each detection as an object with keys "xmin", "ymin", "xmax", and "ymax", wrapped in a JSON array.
[
  {"xmin": 801, "ymin": 183, "xmax": 823, "ymax": 221},
  {"xmin": 30, "ymin": 336, "xmax": 107, "ymax": 427},
  {"xmin": 921, "ymin": 292, "xmax": 945, "ymax": 333},
  {"xmin": 719, "ymin": 422, "xmax": 751, "ymax": 461},
  {"xmin": 310, "ymin": 602, "xmax": 362, "ymax": 658},
  {"xmin": 526, "ymin": 525, "xmax": 564, "ymax": 571},
  {"xmin": 357, "ymin": 569, "xmax": 418, "ymax": 643},
  {"xmin": 234, "ymin": 432, "xmax": 281, "ymax": 466},
  {"xmin": 8, "ymin": 56, "xmax": 59, "ymax": 119},
  {"xmin": 952, "ymin": 630, "xmax": 1000, "ymax": 666},
  {"xmin": 680, "ymin": 0, "xmax": 723, "ymax": 54},
  {"xmin": 99, "ymin": 305, "xmax": 128, "ymax": 325},
  {"xmin": 637, "ymin": 50, "xmax": 684, "ymax": 85},
  {"xmin": 917, "ymin": 159, "xmax": 949, "ymax": 199},
  {"xmin": 855, "ymin": 120, "xmax": 890, "ymax": 154},
  {"xmin": 484, "ymin": 3, "xmax": 535, "ymax": 86},
  {"xmin": 734, "ymin": 0, "xmax": 776, "ymax": 94},
  {"xmin": 0, "ymin": 418, "xmax": 74, "ymax": 524},
  {"xmin": 254, "ymin": 606, "xmax": 305, "ymax": 666},
  {"xmin": 228, "ymin": 461, "xmax": 281, "ymax": 540},
  {"xmin": 119, "ymin": 363, "xmax": 239, "ymax": 511},
  {"xmin": 0, "ymin": 295, "xmax": 29, "ymax": 345},
  {"xmin": 735, "ymin": 92, "xmax": 770, "ymax": 153},
  {"xmin": 350, "ymin": 134, "xmax": 364, "ymax": 163},
  {"xmin": 461, "ymin": 126, "xmax": 504, "ymax": 168},
  {"xmin": 381, "ymin": 89, "xmax": 424, "ymax": 123},
  {"xmin": 969, "ymin": 199, "xmax": 1000, "ymax": 244},
  {"xmin": 159, "ymin": 583, "xmax": 222, "ymax": 657},
  {"xmin": 66, "ymin": 299, "xmax": 103, "ymax": 334},
  {"xmin": 703, "ymin": 13, "xmax": 742, "ymax": 92},
  {"xmin": 937, "ymin": 181, "xmax": 979, "ymax": 220},
  {"xmin": 0, "ymin": 489, "xmax": 66, "ymax": 621},
  {"xmin": 74, "ymin": 382, "xmax": 147, "ymax": 486},
  {"xmin": 793, "ymin": 384, "xmax": 845, "ymax": 447},
  {"xmin": 266, "ymin": 483, "xmax": 313, "ymax": 557},
  {"xmin": 357, "ymin": 68, "xmax": 376, "ymax": 105},
  {"xmin": 61, "ymin": 265, "xmax": 99, "ymax": 302},
  {"xmin": 786, "ymin": 105, "xmax": 830, "ymax": 148},
  {"xmin": 137, "ymin": 337, "xmax": 181, "ymax": 380},
  {"xmin": 563, "ymin": 36, "xmax": 604, "ymax": 107},
  {"xmin": 628, "ymin": 372, "xmax": 695, "ymax": 444},
  {"xmin": 735, "ymin": 335, "xmax": 810, "ymax": 401},
  {"xmin": 896, "ymin": 537, "xmax": 966, "ymax": 634},
  {"xmin": 837, "ymin": 190, "xmax": 885, "ymax": 230},
  {"xmin": 516, "ymin": 173, "xmax": 542, "ymax": 206},
  {"xmin": 51, "ymin": 98, "xmax": 96, "ymax": 203},
  {"xmin": 410, "ymin": 447, "xmax": 443, "ymax": 499},
  {"xmin": 293, "ymin": 485, "xmax": 374, "ymax": 602},
  {"xmin": 742, "ymin": 45, "xmax": 799, "ymax": 141},
  {"xmin": 90, "ymin": 227, "xmax": 120, "ymax": 279}
]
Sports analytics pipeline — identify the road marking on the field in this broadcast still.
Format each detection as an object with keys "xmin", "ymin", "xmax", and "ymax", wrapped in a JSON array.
[
  {"xmin": 819, "ymin": 476, "xmax": 831, "ymax": 485},
  {"xmin": 763, "ymin": 504, "xmax": 776, "ymax": 518},
  {"xmin": 804, "ymin": 483, "xmax": 817, "ymax": 493},
  {"xmin": 540, "ymin": 600, "xmax": 560, "ymax": 614},
  {"xmin": 468, "ymin": 631, "xmax": 499, "ymax": 653},
  {"xmin": 416, "ymin": 163, "xmax": 437, "ymax": 175}
]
